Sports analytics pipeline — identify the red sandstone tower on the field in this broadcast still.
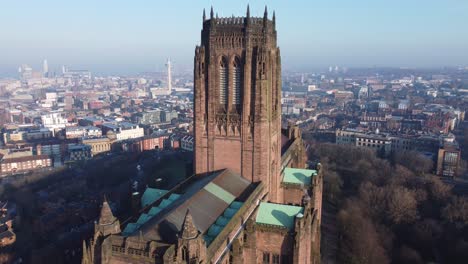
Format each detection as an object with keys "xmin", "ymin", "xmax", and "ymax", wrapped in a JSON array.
[{"xmin": 194, "ymin": 6, "xmax": 282, "ymax": 201}]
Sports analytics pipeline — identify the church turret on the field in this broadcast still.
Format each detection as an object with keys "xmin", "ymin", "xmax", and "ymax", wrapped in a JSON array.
[
  {"xmin": 175, "ymin": 209, "xmax": 207, "ymax": 263},
  {"xmin": 95, "ymin": 196, "xmax": 121, "ymax": 238},
  {"xmin": 263, "ymin": 6, "xmax": 268, "ymax": 26},
  {"xmin": 181, "ymin": 209, "xmax": 198, "ymax": 239},
  {"xmin": 82, "ymin": 240, "xmax": 94, "ymax": 264},
  {"xmin": 273, "ymin": 11, "xmax": 276, "ymax": 28}
]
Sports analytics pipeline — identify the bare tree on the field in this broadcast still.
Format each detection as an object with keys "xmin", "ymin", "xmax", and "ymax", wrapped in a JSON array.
[
  {"xmin": 386, "ymin": 186, "xmax": 418, "ymax": 224},
  {"xmin": 394, "ymin": 151, "xmax": 434, "ymax": 174},
  {"xmin": 443, "ymin": 196, "xmax": 468, "ymax": 226},
  {"xmin": 397, "ymin": 245, "xmax": 424, "ymax": 264},
  {"xmin": 427, "ymin": 176, "xmax": 452, "ymax": 202},
  {"xmin": 338, "ymin": 200, "xmax": 390, "ymax": 264}
]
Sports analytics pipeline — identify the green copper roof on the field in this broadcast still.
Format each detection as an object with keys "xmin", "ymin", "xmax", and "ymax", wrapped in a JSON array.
[
  {"xmin": 148, "ymin": 207, "xmax": 161, "ymax": 216},
  {"xmin": 215, "ymin": 216, "xmax": 229, "ymax": 226},
  {"xmin": 123, "ymin": 192, "xmax": 181, "ymax": 236},
  {"xmin": 136, "ymin": 213, "xmax": 152, "ymax": 225},
  {"xmin": 203, "ymin": 182, "xmax": 235, "ymax": 204},
  {"xmin": 167, "ymin": 193, "xmax": 181, "ymax": 202},
  {"xmin": 255, "ymin": 202, "xmax": 304, "ymax": 230},
  {"xmin": 282, "ymin": 168, "xmax": 317, "ymax": 186},
  {"xmin": 203, "ymin": 201, "xmax": 244, "ymax": 245},
  {"xmin": 141, "ymin": 188, "xmax": 168, "ymax": 207}
]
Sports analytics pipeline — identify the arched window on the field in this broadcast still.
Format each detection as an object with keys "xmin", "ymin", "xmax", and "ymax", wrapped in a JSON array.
[
  {"xmin": 181, "ymin": 246, "xmax": 189, "ymax": 262},
  {"xmin": 219, "ymin": 57, "xmax": 228, "ymax": 107},
  {"xmin": 232, "ymin": 57, "xmax": 242, "ymax": 105}
]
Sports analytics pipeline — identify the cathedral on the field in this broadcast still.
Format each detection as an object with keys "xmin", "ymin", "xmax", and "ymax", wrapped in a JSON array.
[{"xmin": 83, "ymin": 6, "xmax": 323, "ymax": 264}]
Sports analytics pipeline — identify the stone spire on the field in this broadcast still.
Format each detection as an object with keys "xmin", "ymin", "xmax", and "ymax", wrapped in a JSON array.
[
  {"xmin": 263, "ymin": 6, "xmax": 268, "ymax": 27},
  {"xmin": 273, "ymin": 10, "xmax": 276, "ymax": 26},
  {"xmin": 246, "ymin": 4, "xmax": 250, "ymax": 18},
  {"xmin": 95, "ymin": 196, "xmax": 120, "ymax": 238},
  {"xmin": 210, "ymin": 6, "xmax": 214, "ymax": 19},
  {"xmin": 203, "ymin": 8, "xmax": 206, "ymax": 22},
  {"xmin": 81, "ymin": 240, "xmax": 92, "ymax": 264},
  {"xmin": 181, "ymin": 209, "xmax": 198, "ymax": 239},
  {"xmin": 98, "ymin": 196, "xmax": 116, "ymax": 225}
]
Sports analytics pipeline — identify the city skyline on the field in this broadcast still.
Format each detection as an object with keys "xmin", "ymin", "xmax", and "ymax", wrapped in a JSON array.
[{"xmin": 1, "ymin": 0, "xmax": 467, "ymax": 77}]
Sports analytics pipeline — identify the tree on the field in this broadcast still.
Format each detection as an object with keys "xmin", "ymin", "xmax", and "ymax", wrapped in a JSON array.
[
  {"xmin": 397, "ymin": 245, "xmax": 424, "ymax": 264},
  {"xmin": 386, "ymin": 186, "xmax": 418, "ymax": 224},
  {"xmin": 427, "ymin": 176, "xmax": 452, "ymax": 202},
  {"xmin": 358, "ymin": 182, "xmax": 386, "ymax": 220},
  {"xmin": 338, "ymin": 200, "xmax": 390, "ymax": 264},
  {"xmin": 443, "ymin": 196, "xmax": 468, "ymax": 226},
  {"xmin": 324, "ymin": 169, "xmax": 343, "ymax": 204},
  {"xmin": 394, "ymin": 151, "xmax": 434, "ymax": 174}
]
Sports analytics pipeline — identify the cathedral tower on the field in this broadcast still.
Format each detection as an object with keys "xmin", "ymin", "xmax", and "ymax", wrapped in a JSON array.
[{"xmin": 194, "ymin": 6, "xmax": 282, "ymax": 201}]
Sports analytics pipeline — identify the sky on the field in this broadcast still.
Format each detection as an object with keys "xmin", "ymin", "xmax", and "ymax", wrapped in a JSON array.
[{"xmin": 0, "ymin": 0, "xmax": 467, "ymax": 77}]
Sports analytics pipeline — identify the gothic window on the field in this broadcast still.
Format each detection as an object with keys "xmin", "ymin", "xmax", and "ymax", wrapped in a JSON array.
[
  {"xmin": 272, "ymin": 254, "xmax": 280, "ymax": 264},
  {"xmin": 232, "ymin": 57, "xmax": 242, "ymax": 106},
  {"xmin": 219, "ymin": 57, "xmax": 228, "ymax": 107},
  {"xmin": 262, "ymin": 252, "xmax": 270, "ymax": 264}
]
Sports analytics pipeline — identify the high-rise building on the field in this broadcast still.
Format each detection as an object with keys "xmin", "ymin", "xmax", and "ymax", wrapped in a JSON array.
[
  {"xmin": 166, "ymin": 58, "xmax": 172, "ymax": 93},
  {"xmin": 83, "ymin": 7, "xmax": 323, "ymax": 264},
  {"xmin": 18, "ymin": 64, "xmax": 33, "ymax": 80},
  {"xmin": 43, "ymin": 59, "xmax": 49, "ymax": 78}
]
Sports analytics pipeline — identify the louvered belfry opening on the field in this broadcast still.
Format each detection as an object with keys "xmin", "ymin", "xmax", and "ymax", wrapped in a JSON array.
[
  {"xmin": 219, "ymin": 57, "xmax": 228, "ymax": 108},
  {"xmin": 232, "ymin": 57, "xmax": 242, "ymax": 107}
]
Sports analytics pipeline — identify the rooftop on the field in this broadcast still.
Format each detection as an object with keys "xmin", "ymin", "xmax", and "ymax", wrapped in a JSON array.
[
  {"xmin": 255, "ymin": 202, "xmax": 304, "ymax": 230},
  {"xmin": 125, "ymin": 169, "xmax": 252, "ymax": 243},
  {"xmin": 282, "ymin": 167, "xmax": 317, "ymax": 186},
  {"xmin": 141, "ymin": 188, "xmax": 169, "ymax": 208}
]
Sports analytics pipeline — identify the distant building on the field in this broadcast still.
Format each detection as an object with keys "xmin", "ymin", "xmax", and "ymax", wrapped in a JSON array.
[
  {"xmin": 0, "ymin": 147, "xmax": 33, "ymax": 159},
  {"xmin": 41, "ymin": 112, "xmax": 69, "ymax": 132},
  {"xmin": 6, "ymin": 109, "xmax": 24, "ymax": 124},
  {"xmin": 437, "ymin": 141, "xmax": 460, "ymax": 178},
  {"xmin": 68, "ymin": 144, "xmax": 92, "ymax": 162},
  {"xmin": 358, "ymin": 86, "xmax": 369, "ymax": 99},
  {"xmin": 102, "ymin": 122, "xmax": 144, "ymax": 141},
  {"xmin": 62, "ymin": 66, "xmax": 91, "ymax": 79},
  {"xmin": 65, "ymin": 126, "xmax": 102, "ymax": 139},
  {"xmin": 3, "ymin": 128, "xmax": 52, "ymax": 144},
  {"xmin": 160, "ymin": 110, "xmax": 178, "ymax": 123},
  {"xmin": 18, "ymin": 64, "xmax": 33, "ymax": 80},
  {"xmin": 36, "ymin": 140, "xmax": 79, "ymax": 167},
  {"xmin": 82, "ymin": 137, "xmax": 113, "ymax": 156},
  {"xmin": 336, "ymin": 128, "xmax": 440, "ymax": 156},
  {"xmin": 133, "ymin": 110, "xmax": 162, "ymax": 125},
  {"xmin": 79, "ymin": 117, "xmax": 104, "ymax": 127},
  {"xmin": 307, "ymin": 84, "xmax": 317, "ymax": 92},
  {"xmin": 0, "ymin": 155, "xmax": 52, "ymax": 175},
  {"xmin": 88, "ymin": 100, "xmax": 106, "ymax": 110},
  {"xmin": 122, "ymin": 134, "xmax": 169, "ymax": 153},
  {"xmin": 43, "ymin": 59, "xmax": 49, "ymax": 78}
]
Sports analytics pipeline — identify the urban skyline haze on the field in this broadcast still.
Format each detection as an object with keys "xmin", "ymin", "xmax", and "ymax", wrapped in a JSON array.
[{"xmin": 1, "ymin": 0, "xmax": 467, "ymax": 77}]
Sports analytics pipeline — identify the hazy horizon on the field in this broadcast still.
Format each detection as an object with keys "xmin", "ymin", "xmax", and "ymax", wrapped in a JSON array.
[{"xmin": 1, "ymin": 0, "xmax": 467, "ymax": 77}]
